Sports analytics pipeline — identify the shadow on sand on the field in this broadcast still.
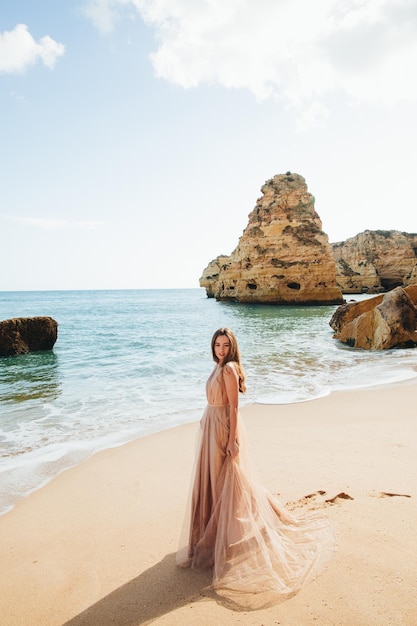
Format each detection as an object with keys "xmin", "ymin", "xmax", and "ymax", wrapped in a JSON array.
[
  {"xmin": 63, "ymin": 552, "xmax": 292, "ymax": 625},
  {"xmin": 63, "ymin": 553, "xmax": 214, "ymax": 626}
]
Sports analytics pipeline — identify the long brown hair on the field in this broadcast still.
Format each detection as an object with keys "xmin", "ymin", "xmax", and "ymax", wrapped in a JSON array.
[{"xmin": 211, "ymin": 327, "xmax": 246, "ymax": 393}]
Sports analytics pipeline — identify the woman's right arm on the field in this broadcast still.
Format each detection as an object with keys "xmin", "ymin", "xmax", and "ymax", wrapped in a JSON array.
[{"xmin": 223, "ymin": 363, "xmax": 240, "ymax": 458}]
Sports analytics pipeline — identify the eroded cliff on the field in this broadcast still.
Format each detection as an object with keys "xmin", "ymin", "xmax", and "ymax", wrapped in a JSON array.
[
  {"xmin": 200, "ymin": 172, "xmax": 343, "ymax": 305},
  {"xmin": 331, "ymin": 230, "xmax": 417, "ymax": 294}
]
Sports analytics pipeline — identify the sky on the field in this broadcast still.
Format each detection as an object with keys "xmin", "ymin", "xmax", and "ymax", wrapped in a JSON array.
[{"xmin": 1, "ymin": 0, "xmax": 416, "ymax": 291}]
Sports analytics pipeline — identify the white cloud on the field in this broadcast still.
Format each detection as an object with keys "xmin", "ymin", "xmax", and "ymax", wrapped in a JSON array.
[
  {"xmin": 10, "ymin": 91, "xmax": 27, "ymax": 104},
  {"xmin": 0, "ymin": 24, "xmax": 65, "ymax": 74},
  {"xmin": 1, "ymin": 214, "xmax": 104, "ymax": 231},
  {"xmin": 296, "ymin": 100, "xmax": 330, "ymax": 133},
  {"xmin": 83, "ymin": 0, "xmax": 417, "ymax": 114},
  {"xmin": 81, "ymin": 0, "xmax": 133, "ymax": 33}
]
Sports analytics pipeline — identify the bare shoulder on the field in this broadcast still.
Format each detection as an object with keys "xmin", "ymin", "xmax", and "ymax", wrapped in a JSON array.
[{"xmin": 223, "ymin": 362, "xmax": 239, "ymax": 377}]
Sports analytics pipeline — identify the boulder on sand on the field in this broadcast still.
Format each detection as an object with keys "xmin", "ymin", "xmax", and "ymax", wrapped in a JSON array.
[{"xmin": 330, "ymin": 286, "xmax": 417, "ymax": 350}]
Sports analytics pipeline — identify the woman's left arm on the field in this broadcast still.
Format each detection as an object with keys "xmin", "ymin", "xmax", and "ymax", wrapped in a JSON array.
[{"xmin": 223, "ymin": 363, "xmax": 240, "ymax": 458}]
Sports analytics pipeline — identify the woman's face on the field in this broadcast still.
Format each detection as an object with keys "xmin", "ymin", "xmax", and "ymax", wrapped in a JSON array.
[{"xmin": 214, "ymin": 334, "xmax": 231, "ymax": 364}]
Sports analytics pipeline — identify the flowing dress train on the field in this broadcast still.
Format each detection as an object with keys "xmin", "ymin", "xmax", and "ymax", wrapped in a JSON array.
[{"xmin": 176, "ymin": 365, "xmax": 335, "ymax": 599}]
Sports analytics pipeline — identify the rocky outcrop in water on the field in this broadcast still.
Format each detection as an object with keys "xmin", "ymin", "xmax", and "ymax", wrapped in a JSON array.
[
  {"xmin": 199, "ymin": 255, "xmax": 230, "ymax": 299},
  {"xmin": 200, "ymin": 172, "xmax": 343, "ymax": 305},
  {"xmin": 330, "ymin": 285, "xmax": 417, "ymax": 349},
  {"xmin": 0, "ymin": 317, "xmax": 58, "ymax": 357},
  {"xmin": 331, "ymin": 230, "xmax": 417, "ymax": 294}
]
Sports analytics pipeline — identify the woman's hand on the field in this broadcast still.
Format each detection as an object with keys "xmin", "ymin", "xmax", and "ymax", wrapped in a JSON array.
[{"xmin": 226, "ymin": 439, "xmax": 239, "ymax": 458}]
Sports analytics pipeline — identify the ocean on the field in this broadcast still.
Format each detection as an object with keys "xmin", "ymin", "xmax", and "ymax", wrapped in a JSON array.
[{"xmin": 1, "ymin": 288, "xmax": 417, "ymax": 516}]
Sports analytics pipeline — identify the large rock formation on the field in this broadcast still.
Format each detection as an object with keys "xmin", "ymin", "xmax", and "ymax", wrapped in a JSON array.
[
  {"xmin": 200, "ymin": 172, "xmax": 344, "ymax": 305},
  {"xmin": 330, "ymin": 285, "xmax": 417, "ymax": 350},
  {"xmin": 331, "ymin": 230, "xmax": 417, "ymax": 294},
  {"xmin": 0, "ymin": 317, "xmax": 58, "ymax": 357}
]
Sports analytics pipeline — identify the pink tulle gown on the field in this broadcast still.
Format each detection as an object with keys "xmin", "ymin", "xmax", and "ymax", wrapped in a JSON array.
[{"xmin": 176, "ymin": 364, "xmax": 335, "ymax": 603}]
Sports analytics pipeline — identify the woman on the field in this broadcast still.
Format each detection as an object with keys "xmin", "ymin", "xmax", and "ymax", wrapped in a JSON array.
[{"xmin": 177, "ymin": 327, "xmax": 334, "ymax": 601}]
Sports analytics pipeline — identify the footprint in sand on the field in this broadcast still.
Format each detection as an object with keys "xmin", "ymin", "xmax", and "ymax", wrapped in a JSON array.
[
  {"xmin": 324, "ymin": 492, "xmax": 355, "ymax": 504},
  {"xmin": 370, "ymin": 490, "xmax": 411, "ymax": 499},
  {"xmin": 285, "ymin": 490, "xmax": 354, "ymax": 511}
]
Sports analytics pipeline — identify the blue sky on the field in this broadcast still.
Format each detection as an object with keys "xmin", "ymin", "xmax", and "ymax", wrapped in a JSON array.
[{"xmin": 1, "ymin": 0, "xmax": 416, "ymax": 290}]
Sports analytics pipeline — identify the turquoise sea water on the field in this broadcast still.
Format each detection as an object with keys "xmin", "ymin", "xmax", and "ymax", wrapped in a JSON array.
[{"xmin": 1, "ymin": 288, "xmax": 417, "ymax": 515}]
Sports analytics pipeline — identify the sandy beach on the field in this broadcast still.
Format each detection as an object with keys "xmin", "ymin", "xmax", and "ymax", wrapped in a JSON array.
[{"xmin": 1, "ymin": 379, "xmax": 416, "ymax": 626}]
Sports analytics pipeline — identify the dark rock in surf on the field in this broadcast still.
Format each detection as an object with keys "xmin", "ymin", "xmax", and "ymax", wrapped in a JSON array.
[{"xmin": 0, "ymin": 316, "xmax": 58, "ymax": 357}]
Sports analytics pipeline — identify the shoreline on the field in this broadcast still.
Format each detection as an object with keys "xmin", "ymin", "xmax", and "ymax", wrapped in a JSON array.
[
  {"xmin": 2, "ymin": 366, "xmax": 417, "ymax": 519},
  {"xmin": 1, "ymin": 378, "xmax": 416, "ymax": 625}
]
